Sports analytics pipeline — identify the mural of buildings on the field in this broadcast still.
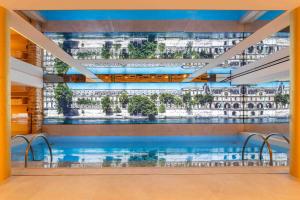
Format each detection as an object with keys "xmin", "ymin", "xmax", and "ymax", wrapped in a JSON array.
[
  {"xmin": 42, "ymin": 31, "xmax": 290, "ymax": 124},
  {"xmin": 42, "ymin": 32, "xmax": 289, "ymax": 74},
  {"xmin": 43, "ymin": 82, "xmax": 290, "ymax": 122}
]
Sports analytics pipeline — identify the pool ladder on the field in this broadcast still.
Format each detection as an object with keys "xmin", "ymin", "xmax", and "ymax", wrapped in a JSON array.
[
  {"xmin": 11, "ymin": 134, "xmax": 53, "ymax": 168},
  {"xmin": 241, "ymin": 133, "xmax": 290, "ymax": 166}
]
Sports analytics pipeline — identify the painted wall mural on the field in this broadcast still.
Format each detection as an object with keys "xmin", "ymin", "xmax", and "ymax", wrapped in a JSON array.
[
  {"xmin": 42, "ymin": 31, "xmax": 290, "ymax": 124},
  {"xmin": 43, "ymin": 82, "xmax": 290, "ymax": 124}
]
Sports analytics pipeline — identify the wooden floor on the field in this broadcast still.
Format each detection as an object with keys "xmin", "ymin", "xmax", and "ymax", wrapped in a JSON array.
[{"xmin": 0, "ymin": 167, "xmax": 299, "ymax": 200}]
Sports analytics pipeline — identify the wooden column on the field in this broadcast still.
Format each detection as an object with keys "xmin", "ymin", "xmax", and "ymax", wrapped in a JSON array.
[
  {"xmin": 0, "ymin": 6, "xmax": 11, "ymax": 181},
  {"xmin": 290, "ymin": 7, "xmax": 300, "ymax": 178}
]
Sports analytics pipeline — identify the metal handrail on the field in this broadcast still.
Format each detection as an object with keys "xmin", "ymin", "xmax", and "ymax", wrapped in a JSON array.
[
  {"xmin": 24, "ymin": 134, "xmax": 53, "ymax": 168},
  {"xmin": 259, "ymin": 133, "xmax": 290, "ymax": 161},
  {"xmin": 11, "ymin": 135, "xmax": 35, "ymax": 161},
  {"xmin": 241, "ymin": 133, "xmax": 273, "ymax": 166}
]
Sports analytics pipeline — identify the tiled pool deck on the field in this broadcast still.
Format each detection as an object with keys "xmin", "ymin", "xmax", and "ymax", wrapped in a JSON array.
[{"xmin": 0, "ymin": 167, "xmax": 299, "ymax": 200}]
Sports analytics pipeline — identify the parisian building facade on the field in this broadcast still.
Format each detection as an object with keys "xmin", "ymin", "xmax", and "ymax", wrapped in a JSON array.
[{"xmin": 43, "ymin": 82, "xmax": 290, "ymax": 119}]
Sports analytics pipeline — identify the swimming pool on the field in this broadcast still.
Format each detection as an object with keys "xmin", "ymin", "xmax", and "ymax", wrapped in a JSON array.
[
  {"xmin": 43, "ymin": 117, "xmax": 289, "ymax": 125},
  {"xmin": 11, "ymin": 135, "xmax": 289, "ymax": 168}
]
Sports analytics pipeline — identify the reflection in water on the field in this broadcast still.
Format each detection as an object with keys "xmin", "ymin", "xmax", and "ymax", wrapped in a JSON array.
[
  {"xmin": 12, "ymin": 136, "xmax": 289, "ymax": 167},
  {"xmin": 43, "ymin": 117, "xmax": 289, "ymax": 125}
]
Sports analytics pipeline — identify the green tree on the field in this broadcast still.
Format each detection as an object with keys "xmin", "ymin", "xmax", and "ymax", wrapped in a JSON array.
[
  {"xmin": 274, "ymin": 94, "xmax": 290, "ymax": 108},
  {"xmin": 199, "ymin": 50, "xmax": 213, "ymax": 59},
  {"xmin": 76, "ymin": 52, "xmax": 87, "ymax": 59},
  {"xmin": 119, "ymin": 48, "xmax": 129, "ymax": 59},
  {"xmin": 204, "ymin": 94, "xmax": 214, "ymax": 108},
  {"xmin": 159, "ymin": 104, "xmax": 166, "ymax": 113},
  {"xmin": 54, "ymin": 58, "xmax": 69, "ymax": 75},
  {"xmin": 128, "ymin": 41, "xmax": 157, "ymax": 59},
  {"xmin": 174, "ymin": 96, "xmax": 183, "ymax": 108},
  {"xmin": 54, "ymin": 83, "xmax": 73, "ymax": 115},
  {"xmin": 191, "ymin": 50, "xmax": 201, "ymax": 59},
  {"xmin": 183, "ymin": 42, "xmax": 193, "ymax": 59},
  {"xmin": 113, "ymin": 43, "xmax": 122, "ymax": 58},
  {"xmin": 282, "ymin": 94, "xmax": 290, "ymax": 105},
  {"xmin": 101, "ymin": 96, "xmax": 113, "ymax": 115},
  {"xmin": 150, "ymin": 93, "xmax": 158, "ymax": 102},
  {"xmin": 159, "ymin": 93, "xmax": 175, "ymax": 107},
  {"xmin": 174, "ymin": 51, "xmax": 184, "ymax": 59},
  {"xmin": 158, "ymin": 43, "xmax": 166, "ymax": 58},
  {"xmin": 194, "ymin": 94, "xmax": 205, "ymax": 106},
  {"xmin": 194, "ymin": 94, "xmax": 214, "ymax": 108},
  {"xmin": 182, "ymin": 92, "xmax": 192, "ymax": 112},
  {"xmin": 118, "ymin": 92, "xmax": 129, "ymax": 108},
  {"xmin": 128, "ymin": 95, "xmax": 158, "ymax": 119},
  {"xmin": 101, "ymin": 44, "xmax": 112, "ymax": 59},
  {"xmin": 114, "ymin": 105, "xmax": 122, "ymax": 113}
]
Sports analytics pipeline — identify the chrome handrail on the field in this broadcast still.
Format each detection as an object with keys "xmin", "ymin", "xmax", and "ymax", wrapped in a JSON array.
[
  {"xmin": 24, "ymin": 134, "xmax": 53, "ymax": 168},
  {"xmin": 259, "ymin": 133, "xmax": 290, "ymax": 161},
  {"xmin": 241, "ymin": 133, "xmax": 273, "ymax": 166},
  {"xmin": 11, "ymin": 135, "xmax": 35, "ymax": 161}
]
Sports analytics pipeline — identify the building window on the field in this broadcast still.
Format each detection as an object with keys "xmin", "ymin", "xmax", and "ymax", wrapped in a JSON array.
[
  {"xmin": 248, "ymin": 103, "xmax": 254, "ymax": 109},
  {"xmin": 257, "ymin": 103, "xmax": 263, "ymax": 109},
  {"xmin": 233, "ymin": 103, "xmax": 239, "ymax": 109},
  {"xmin": 224, "ymin": 103, "xmax": 231, "ymax": 109}
]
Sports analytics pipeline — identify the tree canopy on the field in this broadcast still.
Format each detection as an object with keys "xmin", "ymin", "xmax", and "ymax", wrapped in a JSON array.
[
  {"xmin": 194, "ymin": 94, "xmax": 214, "ymax": 106},
  {"xmin": 128, "ymin": 40, "xmax": 157, "ymax": 59},
  {"xmin": 54, "ymin": 58, "xmax": 69, "ymax": 75},
  {"xmin": 101, "ymin": 96, "xmax": 113, "ymax": 115},
  {"xmin": 150, "ymin": 93, "xmax": 158, "ymax": 102},
  {"xmin": 158, "ymin": 104, "xmax": 166, "ymax": 113},
  {"xmin": 159, "ymin": 93, "xmax": 175, "ymax": 106},
  {"xmin": 54, "ymin": 83, "xmax": 73, "ymax": 115},
  {"xmin": 118, "ymin": 92, "xmax": 129, "ymax": 108},
  {"xmin": 274, "ymin": 94, "xmax": 290, "ymax": 106},
  {"xmin": 128, "ymin": 95, "xmax": 158, "ymax": 119}
]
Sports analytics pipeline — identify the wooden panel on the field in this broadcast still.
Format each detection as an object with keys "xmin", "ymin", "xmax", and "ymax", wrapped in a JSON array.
[
  {"xmin": 10, "ymin": 30, "xmax": 29, "ymax": 62},
  {"xmin": 43, "ymin": 124, "xmax": 245, "ymax": 136},
  {"xmin": 11, "ymin": 85, "xmax": 30, "ymax": 135},
  {"xmin": 43, "ymin": 20, "xmax": 270, "ymax": 33},
  {"xmin": 2, "ymin": 0, "xmax": 297, "ymax": 11},
  {"xmin": 243, "ymin": 123, "xmax": 289, "ymax": 134}
]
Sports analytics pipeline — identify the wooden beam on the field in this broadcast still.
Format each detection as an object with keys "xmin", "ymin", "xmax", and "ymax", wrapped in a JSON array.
[
  {"xmin": 7, "ymin": 10, "xmax": 101, "ymax": 82},
  {"xmin": 0, "ymin": 0, "xmax": 299, "ymax": 10},
  {"xmin": 240, "ymin": 11, "xmax": 266, "ymax": 24},
  {"xmin": 21, "ymin": 11, "xmax": 45, "ymax": 23},
  {"xmin": 43, "ymin": 20, "xmax": 269, "ymax": 33},
  {"xmin": 231, "ymin": 61, "xmax": 290, "ymax": 84},
  {"xmin": 183, "ymin": 11, "xmax": 290, "ymax": 82},
  {"xmin": 10, "ymin": 57, "xmax": 43, "ymax": 88},
  {"xmin": 222, "ymin": 47, "xmax": 289, "ymax": 83}
]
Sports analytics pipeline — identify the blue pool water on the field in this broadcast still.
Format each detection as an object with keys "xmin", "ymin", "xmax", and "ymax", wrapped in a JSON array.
[
  {"xmin": 43, "ymin": 117, "xmax": 289, "ymax": 125},
  {"xmin": 12, "ymin": 135, "xmax": 289, "ymax": 166}
]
